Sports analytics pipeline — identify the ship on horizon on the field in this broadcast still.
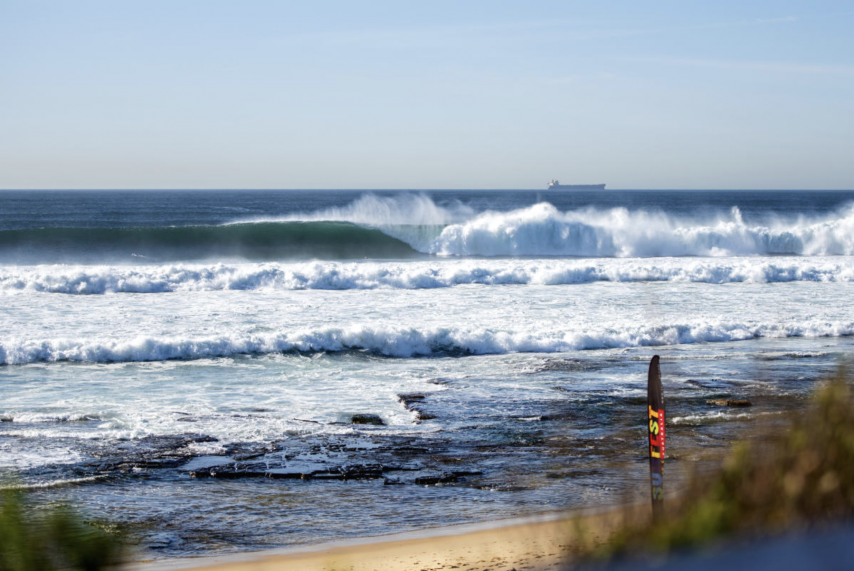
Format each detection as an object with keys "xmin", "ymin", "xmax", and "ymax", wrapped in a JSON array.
[{"xmin": 547, "ymin": 179, "xmax": 606, "ymax": 190}]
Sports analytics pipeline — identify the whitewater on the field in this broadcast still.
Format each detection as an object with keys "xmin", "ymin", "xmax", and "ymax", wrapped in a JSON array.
[
  {"xmin": 2, "ymin": 189, "xmax": 854, "ymax": 557},
  {"xmin": 3, "ymin": 257, "xmax": 854, "ymax": 295}
]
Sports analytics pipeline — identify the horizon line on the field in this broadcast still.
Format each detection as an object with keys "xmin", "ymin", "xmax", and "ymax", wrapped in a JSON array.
[{"xmin": 2, "ymin": 187, "xmax": 854, "ymax": 192}]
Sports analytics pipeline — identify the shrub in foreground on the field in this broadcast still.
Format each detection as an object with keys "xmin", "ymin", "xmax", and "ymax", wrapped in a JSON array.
[{"xmin": 0, "ymin": 489, "xmax": 123, "ymax": 571}]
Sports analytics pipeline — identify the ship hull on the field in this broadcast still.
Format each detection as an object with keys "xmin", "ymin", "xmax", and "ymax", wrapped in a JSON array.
[{"xmin": 547, "ymin": 184, "xmax": 606, "ymax": 190}]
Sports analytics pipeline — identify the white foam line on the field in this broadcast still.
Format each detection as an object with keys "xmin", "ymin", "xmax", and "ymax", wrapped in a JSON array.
[
  {"xmin": 2, "ymin": 319, "xmax": 852, "ymax": 364},
  {"xmin": 1, "ymin": 475, "xmax": 106, "ymax": 490},
  {"xmin": 2, "ymin": 256, "xmax": 853, "ymax": 295}
]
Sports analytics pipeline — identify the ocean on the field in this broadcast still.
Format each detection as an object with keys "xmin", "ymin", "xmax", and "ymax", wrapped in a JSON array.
[{"xmin": 2, "ymin": 189, "xmax": 853, "ymax": 557}]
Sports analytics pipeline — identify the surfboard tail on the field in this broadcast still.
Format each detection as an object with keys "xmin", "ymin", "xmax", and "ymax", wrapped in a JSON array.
[{"xmin": 648, "ymin": 355, "xmax": 665, "ymax": 519}]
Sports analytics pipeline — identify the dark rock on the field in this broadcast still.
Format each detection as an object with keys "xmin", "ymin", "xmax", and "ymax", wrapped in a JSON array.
[
  {"xmin": 351, "ymin": 414, "xmax": 385, "ymax": 426},
  {"xmin": 132, "ymin": 459, "xmax": 184, "ymax": 469},
  {"xmin": 265, "ymin": 471, "xmax": 306, "ymax": 479},
  {"xmin": 415, "ymin": 472, "xmax": 457, "ymax": 485},
  {"xmin": 232, "ymin": 452, "xmax": 266, "ymax": 461},
  {"xmin": 451, "ymin": 469, "xmax": 483, "ymax": 477},
  {"xmin": 381, "ymin": 462, "xmax": 424, "ymax": 471},
  {"xmin": 707, "ymin": 399, "xmax": 752, "ymax": 407},
  {"xmin": 0, "ymin": 416, "xmax": 12, "ymax": 422},
  {"xmin": 412, "ymin": 409, "xmax": 436, "ymax": 421},
  {"xmin": 341, "ymin": 465, "xmax": 384, "ymax": 479},
  {"xmin": 191, "ymin": 467, "xmax": 268, "ymax": 479},
  {"xmin": 224, "ymin": 442, "xmax": 271, "ymax": 460},
  {"xmin": 310, "ymin": 473, "xmax": 346, "ymax": 481},
  {"xmin": 398, "ymin": 394, "xmax": 436, "ymax": 421},
  {"xmin": 211, "ymin": 470, "xmax": 267, "ymax": 479},
  {"xmin": 398, "ymin": 394, "xmax": 426, "ymax": 405},
  {"xmin": 436, "ymin": 456, "xmax": 471, "ymax": 465},
  {"xmin": 395, "ymin": 446, "xmax": 431, "ymax": 454}
]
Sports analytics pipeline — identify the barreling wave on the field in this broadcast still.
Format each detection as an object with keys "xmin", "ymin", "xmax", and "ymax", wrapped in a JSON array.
[
  {"xmin": 3, "ymin": 194, "xmax": 854, "ymax": 263},
  {"xmin": 3, "ymin": 257, "xmax": 854, "ymax": 294},
  {"xmin": 247, "ymin": 195, "xmax": 854, "ymax": 258},
  {"xmin": 0, "ymin": 221, "xmax": 421, "ymax": 264},
  {"xmin": 2, "ymin": 319, "xmax": 853, "ymax": 364}
]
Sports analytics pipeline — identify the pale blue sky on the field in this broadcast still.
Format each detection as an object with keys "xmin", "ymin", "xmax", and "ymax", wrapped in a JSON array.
[{"xmin": 1, "ymin": 1, "xmax": 852, "ymax": 189}]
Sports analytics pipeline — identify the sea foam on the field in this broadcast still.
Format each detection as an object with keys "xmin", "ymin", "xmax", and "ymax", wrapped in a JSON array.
[
  {"xmin": 2, "ymin": 319, "xmax": 852, "ymax": 364},
  {"xmin": 2, "ymin": 257, "xmax": 853, "ymax": 294}
]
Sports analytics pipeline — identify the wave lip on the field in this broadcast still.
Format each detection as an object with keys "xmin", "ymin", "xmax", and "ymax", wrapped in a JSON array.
[
  {"xmin": 2, "ymin": 319, "xmax": 852, "ymax": 365},
  {"xmin": 2, "ymin": 257, "xmax": 853, "ymax": 295}
]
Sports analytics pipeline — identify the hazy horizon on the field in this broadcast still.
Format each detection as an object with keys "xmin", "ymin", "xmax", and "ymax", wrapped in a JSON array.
[
  {"xmin": 2, "ymin": 1, "xmax": 852, "ymax": 190},
  {"xmin": 3, "ymin": 187, "xmax": 854, "ymax": 192}
]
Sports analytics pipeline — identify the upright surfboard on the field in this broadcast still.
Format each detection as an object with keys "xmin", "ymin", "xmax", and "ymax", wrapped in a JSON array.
[{"xmin": 647, "ymin": 355, "xmax": 665, "ymax": 519}]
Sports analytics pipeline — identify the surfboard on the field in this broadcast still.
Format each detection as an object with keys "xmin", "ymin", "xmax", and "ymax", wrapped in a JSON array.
[{"xmin": 647, "ymin": 355, "xmax": 665, "ymax": 519}]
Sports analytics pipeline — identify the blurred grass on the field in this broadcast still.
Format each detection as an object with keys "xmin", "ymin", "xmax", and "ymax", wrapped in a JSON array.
[
  {"xmin": 0, "ymin": 489, "xmax": 123, "ymax": 571},
  {"xmin": 586, "ymin": 367, "xmax": 854, "ymax": 562}
]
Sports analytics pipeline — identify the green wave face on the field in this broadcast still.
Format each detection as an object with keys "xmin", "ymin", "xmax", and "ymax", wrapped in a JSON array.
[{"xmin": 0, "ymin": 221, "xmax": 423, "ymax": 263}]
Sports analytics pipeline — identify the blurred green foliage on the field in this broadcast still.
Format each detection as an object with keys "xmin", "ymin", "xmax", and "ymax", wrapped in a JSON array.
[
  {"xmin": 0, "ymin": 489, "xmax": 123, "ymax": 571},
  {"xmin": 593, "ymin": 369, "xmax": 854, "ymax": 560}
]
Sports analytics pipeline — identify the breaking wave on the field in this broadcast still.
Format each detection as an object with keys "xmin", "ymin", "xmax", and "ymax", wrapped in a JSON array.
[
  {"xmin": 2, "ymin": 319, "xmax": 853, "ymax": 364},
  {"xmin": 429, "ymin": 202, "xmax": 854, "ymax": 257},
  {"xmin": 3, "ymin": 257, "xmax": 854, "ymax": 294},
  {"xmin": 2, "ymin": 194, "xmax": 854, "ymax": 263}
]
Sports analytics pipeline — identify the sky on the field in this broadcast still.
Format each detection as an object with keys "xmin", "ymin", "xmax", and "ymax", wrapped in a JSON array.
[{"xmin": 1, "ymin": 0, "xmax": 852, "ymax": 190}]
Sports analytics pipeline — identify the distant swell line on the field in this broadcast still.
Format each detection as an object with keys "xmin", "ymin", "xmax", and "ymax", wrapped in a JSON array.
[
  {"xmin": 2, "ymin": 320, "xmax": 853, "ymax": 364},
  {"xmin": 2, "ymin": 258, "xmax": 854, "ymax": 294}
]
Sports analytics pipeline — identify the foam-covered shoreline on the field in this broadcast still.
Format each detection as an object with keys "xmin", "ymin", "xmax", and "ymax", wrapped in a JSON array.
[{"xmin": 3, "ymin": 256, "xmax": 854, "ymax": 294}]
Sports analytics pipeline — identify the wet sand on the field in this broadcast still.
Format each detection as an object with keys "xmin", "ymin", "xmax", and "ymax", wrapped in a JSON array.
[{"xmin": 131, "ymin": 507, "xmax": 634, "ymax": 571}]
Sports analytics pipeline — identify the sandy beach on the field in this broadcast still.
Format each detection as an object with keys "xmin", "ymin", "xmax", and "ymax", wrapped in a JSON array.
[{"xmin": 131, "ymin": 507, "xmax": 632, "ymax": 571}]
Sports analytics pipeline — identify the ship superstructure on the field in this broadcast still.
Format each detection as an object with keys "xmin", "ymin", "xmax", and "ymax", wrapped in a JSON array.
[{"xmin": 547, "ymin": 179, "xmax": 606, "ymax": 190}]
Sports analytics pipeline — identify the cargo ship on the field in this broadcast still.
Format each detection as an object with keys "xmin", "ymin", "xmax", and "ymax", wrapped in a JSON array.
[{"xmin": 547, "ymin": 179, "xmax": 606, "ymax": 190}]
